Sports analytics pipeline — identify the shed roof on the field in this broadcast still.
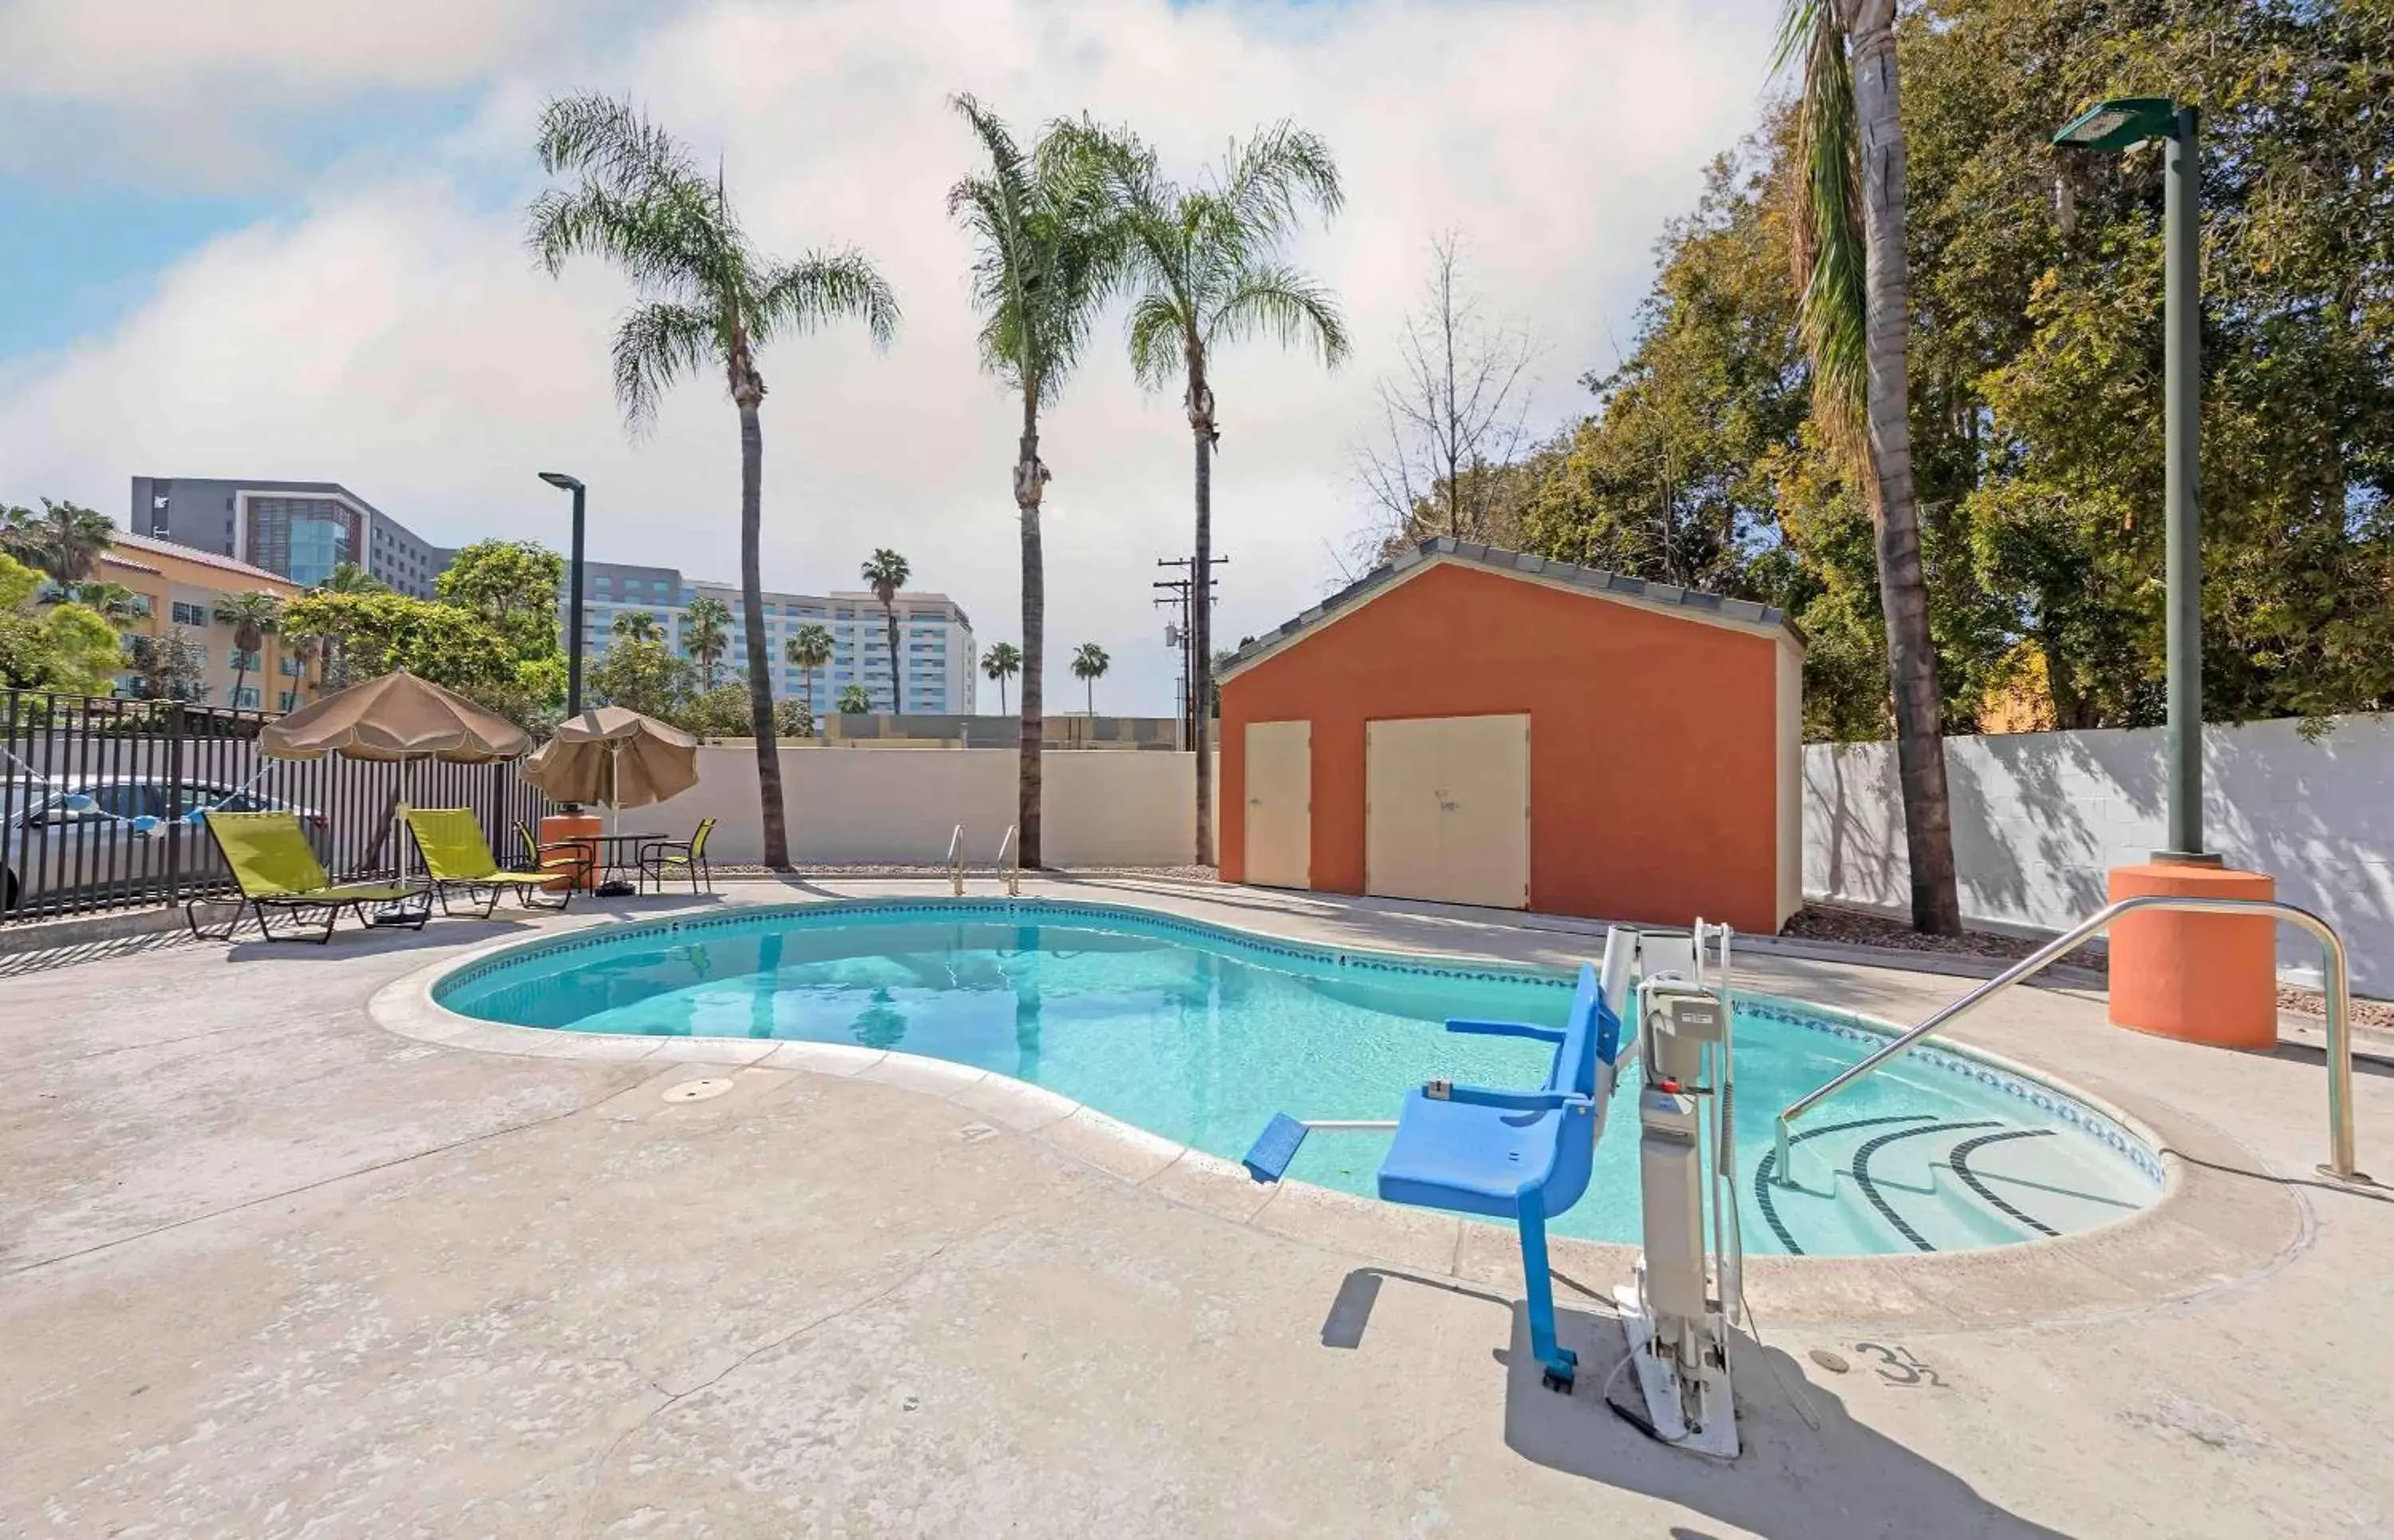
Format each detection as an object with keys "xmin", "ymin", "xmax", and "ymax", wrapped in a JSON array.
[{"xmin": 1216, "ymin": 538, "xmax": 1802, "ymax": 683}]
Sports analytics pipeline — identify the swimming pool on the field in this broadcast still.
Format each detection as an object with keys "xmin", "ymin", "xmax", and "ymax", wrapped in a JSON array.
[{"xmin": 435, "ymin": 900, "xmax": 2165, "ymax": 1257}]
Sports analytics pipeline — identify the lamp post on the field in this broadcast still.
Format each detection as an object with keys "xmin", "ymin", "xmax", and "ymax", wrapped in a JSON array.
[
  {"xmin": 538, "ymin": 472, "xmax": 587, "ymax": 717},
  {"xmin": 2052, "ymin": 97, "xmax": 2209, "ymax": 863}
]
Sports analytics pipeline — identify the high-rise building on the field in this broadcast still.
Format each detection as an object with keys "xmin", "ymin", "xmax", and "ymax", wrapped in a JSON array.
[
  {"xmin": 564, "ymin": 564, "xmax": 977, "ymax": 714},
  {"xmin": 128, "ymin": 477, "xmax": 451, "ymax": 598}
]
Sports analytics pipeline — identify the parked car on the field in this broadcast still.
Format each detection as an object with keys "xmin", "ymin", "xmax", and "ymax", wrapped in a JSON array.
[{"xmin": 1, "ymin": 775, "xmax": 327, "ymax": 915}]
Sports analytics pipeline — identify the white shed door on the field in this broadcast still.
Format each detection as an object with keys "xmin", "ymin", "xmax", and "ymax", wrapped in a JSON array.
[
  {"xmin": 1242, "ymin": 720, "xmax": 1312, "ymax": 890},
  {"xmin": 1365, "ymin": 714, "xmax": 1530, "ymax": 910}
]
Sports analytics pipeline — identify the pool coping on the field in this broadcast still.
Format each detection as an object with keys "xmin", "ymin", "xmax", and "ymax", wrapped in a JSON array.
[{"xmin": 366, "ymin": 894, "xmax": 2305, "ymax": 1334}]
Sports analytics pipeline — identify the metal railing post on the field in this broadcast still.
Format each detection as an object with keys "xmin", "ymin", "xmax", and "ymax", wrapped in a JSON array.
[
  {"xmin": 946, "ymin": 823, "xmax": 965, "ymax": 898},
  {"xmin": 1772, "ymin": 895, "xmax": 2368, "ymax": 1187},
  {"xmin": 164, "ymin": 700, "xmax": 184, "ymax": 910}
]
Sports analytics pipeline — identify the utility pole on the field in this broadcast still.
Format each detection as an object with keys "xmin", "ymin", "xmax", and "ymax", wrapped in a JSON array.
[{"xmin": 1155, "ymin": 555, "xmax": 1225, "ymax": 752}]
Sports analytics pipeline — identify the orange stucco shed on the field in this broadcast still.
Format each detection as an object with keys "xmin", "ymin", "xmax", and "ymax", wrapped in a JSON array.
[{"xmin": 1217, "ymin": 539, "xmax": 1803, "ymax": 935}]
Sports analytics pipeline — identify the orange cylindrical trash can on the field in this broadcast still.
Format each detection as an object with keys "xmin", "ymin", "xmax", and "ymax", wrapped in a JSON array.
[
  {"xmin": 2106, "ymin": 862, "xmax": 2277, "ymax": 1048},
  {"xmin": 539, "ymin": 811, "xmax": 603, "ymax": 893}
]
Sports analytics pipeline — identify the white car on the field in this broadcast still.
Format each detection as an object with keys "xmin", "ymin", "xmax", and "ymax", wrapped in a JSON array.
[{"xmin": 1, "ymin": 775, "xmax": 327, "ymax": 916}]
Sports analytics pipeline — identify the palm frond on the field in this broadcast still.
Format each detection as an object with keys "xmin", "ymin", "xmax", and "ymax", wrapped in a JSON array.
[
  {"xmin": 1217, "ymin": 120, "xmax": 1344, "ymax": 246},
  {"xmin": 750, "ymin": 250, "xmax": 901, "ymax": 351},
  {"xmin": 1125, "ymin": 290, "xmax": 1193, "ymax": 391},
  {"xmin": 1781, "ymin": 0, "xmax": 1871, "ymax": 467},
  {"xmin": 1206, "ymin": 261, "xmax": 1351, "ymax": 368},
  {"xmin": 535, "ymin": 93, "xmax": 699, "ymax": 195},
  {"xmin": 611, "ymin": 301, "xmax": 721, "ymax": 432}
]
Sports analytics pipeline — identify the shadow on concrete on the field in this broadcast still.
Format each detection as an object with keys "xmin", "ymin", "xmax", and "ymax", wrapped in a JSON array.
[
  {"xmin": 0, "ymin": 930, "xmax": 205, "ymax": 979},
  {"xmin": 1499, "ymin": 1306, "xmax": 2075, "ymax": 1540},
  {"xmin": 1326, "ymin": 1267, "xmax": 2070, "ymax": 1538},
  {"xmin": 223, "ymin": 915, "xmax": 537, "ymax": 962}
]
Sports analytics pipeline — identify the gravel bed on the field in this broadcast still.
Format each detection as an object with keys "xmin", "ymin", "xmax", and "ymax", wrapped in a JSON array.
[{"xmin": 1780, "ymin": 905, "xmax": 2109, "ymax": 972}]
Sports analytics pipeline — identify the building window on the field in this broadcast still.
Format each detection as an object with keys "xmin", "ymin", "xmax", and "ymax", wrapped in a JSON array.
[
  {"xmin": 171, "ymin": 600, "xmax": 208, "ymax": 626},
  {"xmin": 231, "ymin": 650, "xmax": 261, "ymax": 671},
  {"xmin": 279, "ymin": 655, "xmax": 305, "ymax": 677},
  {"xmin": 279, "ymin": 689, "xmax": 299, "ymax": 711},
  {"xmin": 233, "ymin": 687, "xmax": 260, "ymax": 709}
]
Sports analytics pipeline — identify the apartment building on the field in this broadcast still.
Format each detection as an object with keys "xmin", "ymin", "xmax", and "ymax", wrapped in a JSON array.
[
  {"xmin": 94, "ymin": 531, "xmax": 320, "ymax": 712},
  {"xmin": 564, "ymin": 564, "xmax": 977, "ymax": 715},
  {"xmin": 129, "ymin": 477, "xmax": 451, "ymax": 598}
]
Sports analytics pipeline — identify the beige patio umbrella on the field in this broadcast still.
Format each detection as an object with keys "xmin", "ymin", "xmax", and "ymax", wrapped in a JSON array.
[
  {"xmin": 257, "ymin": 671, "xmax": 533, "ymax": 892},
  {"xmin": 525, "ymin": 709, "xmax": 700, "ymax": 890},
  {"xmin": 524, "ymin": 707, "xmax": 700, "ymax": 808}
]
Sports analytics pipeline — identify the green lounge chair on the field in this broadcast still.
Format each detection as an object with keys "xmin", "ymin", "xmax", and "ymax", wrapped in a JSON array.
[
  {"xmin": 638, "ymin": 816, "xmax": 717, "ymax": 895},
  {"xmin": 188, "ymin": 810, "xmax": 430, "ymax": 943},
  {"xmin": 407, "ymin": 808, "xmax": 573, "ymax": 917}
]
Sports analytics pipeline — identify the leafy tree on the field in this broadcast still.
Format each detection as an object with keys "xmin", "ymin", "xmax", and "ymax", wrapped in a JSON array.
[
  {"xmin": 612, "ymin": 610, "xmax": 663, "ymax": 642},
  {"xmin": 319, "ymin": 562, "xmax": 389, "ymax": 594},
  {"xmin": 0, "ymin": 499, "xmax": 113, "ymax": 583},
  {"xmin": 950, "ymin": 94, "xmax": 1120, "ymax": 868},
  {"xmin": 123, "ymin": 631, "xmax": 208, "ymax": 702},
  {"xmin": 772, "ymin": 697, "xmax": 814, "ymax": 740},
  {"xmin": 784, "ymin": 622, "xmax": 834, "ymax": 721},
  {"xmin": 436, "ymin": 540, "xmax": 565, "ymax": 659},
  {"xmin": 1079, "ymin": 116, "xmax": 1347, "ymax": 867},
  {"xmin": 211, "ymin": 590, "xmax": 283, "ymax": 710},
  {"xmin": 681, "ymin": 594, "xmax": 733, "ymax": 691},
  {"xmin": 1070, "ymin": 641, "xmax": 1110, "ymax": 715},
  {"xmin": 587, "ymin": 634, "xmax": 694, "ymax": 720},
  {"xmin": 678, "ymin": 682, "xmax": 757, "ymax": 740},
  {"xmin": 530, "ymin": 92, "xmax": 899, "ymax": 868},
  {"xmin": 0, "ymin": 551, "xmax": 120, "ymax": 694},
  {"xmin": 837, "ymin": 683, "xmax": 873, "ymax": 716},
  {"xmin": 860, "ymin": 548, "xmax": 911, "ymax": 713},
  {"xmin": 1778, "ymin": 0, "xmax": 1959, "ymax": 934},
  {"xmin": 280, "ymin": 590, "xmax": 516, "ymax": 697},
  {"xmin": 981, "ymin": 641, "xmax": 1021, "ymax": 714}
]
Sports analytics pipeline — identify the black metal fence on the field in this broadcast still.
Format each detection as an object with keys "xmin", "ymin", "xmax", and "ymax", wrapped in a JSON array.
[{"xmin": 2, "ymin": 689, "xmax": 555, "ymax": 926}]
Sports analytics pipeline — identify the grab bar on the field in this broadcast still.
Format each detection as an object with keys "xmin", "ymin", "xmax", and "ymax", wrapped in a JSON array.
[
  {"xmin": 997, "ymin": 824, "xmax": 1019, "ymax": 898},
  {"xmin": 1772, "ymin": 895, "xmax": 2365, "ymax": 1186},
  {"xmin": 946, "ymin": 823, "xmax": 965, "ymax": 898}
]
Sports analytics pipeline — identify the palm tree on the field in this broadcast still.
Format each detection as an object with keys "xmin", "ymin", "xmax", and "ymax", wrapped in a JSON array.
[
  {"xmin": 786, "ymin": 622, "xmax": 835, "ymax": 722},
  {"xmin": 531, "ymin": 93, "xmax": 899, "ymax": 869},
  {"xmin": 213, "ymin": 590, "xmax": 283, "ymax": 710},
  {"xmin": 681, "ymin": 595, "xmax": 733, "ymax": 691},
  {"xmin": 981, "ymin": 642, "xmax": 1021, "ymax": 715},
  {"xmin": 1778, "ymin": 0, "xmax": 1958, "ymax": 934},
  {"xmin": 950, "ymin": 95, "xmax": 1120, "ymax": 868},
  {"xmin": 1077, "ymin": 120, "xmax": 1347, "ymax": 867},
  {"xmin": 320, "ymin": 562, "xmax": 389, "ymax": 594},
  {"xmin": 837, "ymin": 683, "xmax": 873, "ymax": 716},
  {"xmin": 1070, "ymin": 642, "xmax": 1110, "ymax": 716},
  {"xmin": 63, "ymin": 581, "xmax": 148, "ymax": 627},
  {"xmin": 612, "ymin": 610, "xmax": 662, "ymax": 642},
  {"xmin": 5, "ymin": 499, "xmax": 115, "ymax": 582},
  {"xmin": 859, "ymin": 547, "xmax": 911, "ymax": 713}
]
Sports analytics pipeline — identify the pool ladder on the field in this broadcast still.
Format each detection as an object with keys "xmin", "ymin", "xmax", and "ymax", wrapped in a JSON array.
[
  {"xmin": 946, "ymin": 823, "xmax": 1020, "ymax": 898},
  {"xmin": 1772, "ymin": 895, "xmax": 2369, "ymax": 1187}
]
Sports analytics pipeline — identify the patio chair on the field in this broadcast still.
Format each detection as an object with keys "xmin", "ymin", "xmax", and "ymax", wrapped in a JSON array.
[
  {"xmin": 637, "ymin": 816, "xmax": 717, "ymax": 895},
  {"xmin": 1373, "ymin": 962, "xmax": 1623, "ymax": 1391},
  {"xmin": 516, "ymin": 818, "xmax": 594, "ymax": 890},
  {"xmin": 405, "ymin": 808, "xmax": 573, "ymax": 917},
  {"xmin": 187, "ymin": 810, "xmax": 431, "ymax": 944}
]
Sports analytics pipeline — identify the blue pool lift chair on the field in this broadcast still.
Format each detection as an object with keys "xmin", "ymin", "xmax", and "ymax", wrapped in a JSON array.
[{"xmin": 1242, "ymin": 932, "xmax": 1632, "ymax": 1392}]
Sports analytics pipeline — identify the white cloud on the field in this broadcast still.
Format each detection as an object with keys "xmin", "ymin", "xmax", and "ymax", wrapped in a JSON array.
[{"xmin": 0, "ymin": 0, "xmax": 1780, "ymax": 713}]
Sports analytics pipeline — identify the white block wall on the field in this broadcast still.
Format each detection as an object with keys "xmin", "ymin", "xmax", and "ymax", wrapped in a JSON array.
[
  {"xmin": 635, "ymin": 747, "xmax": 1212, "ymax": 869},
  {"xmin": 1804, "ymin": 715, "xmax": 2394, "ymax": 993}
]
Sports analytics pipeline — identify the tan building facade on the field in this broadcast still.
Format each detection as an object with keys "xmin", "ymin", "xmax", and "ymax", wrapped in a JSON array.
[{"xmin": 96, "ymin": 531, "xmax": 318, "ymax": 713}]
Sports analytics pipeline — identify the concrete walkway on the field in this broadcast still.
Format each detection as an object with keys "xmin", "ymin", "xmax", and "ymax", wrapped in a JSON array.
[{"xmin": 3, "ymin": 879, "xmax": 2388, "ymax": 1538}]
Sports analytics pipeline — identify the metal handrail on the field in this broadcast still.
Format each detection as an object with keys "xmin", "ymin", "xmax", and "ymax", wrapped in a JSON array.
[
  {"xmin": 997, "ymin": 824, "xmax": 1019, "ymax": 898},
  {"xmin": 946, "ymin": 823, "xmax": 965, "ymax": 898},
  {"xmin": 1773, "ymin": 895, "xmax": 2365, "ymax": 1185}
]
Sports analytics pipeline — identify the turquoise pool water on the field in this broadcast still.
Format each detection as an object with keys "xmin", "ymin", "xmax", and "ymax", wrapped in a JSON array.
[{"xmin": 436, "ymin": 901, "xmax": 2164, "ymax": 1256}]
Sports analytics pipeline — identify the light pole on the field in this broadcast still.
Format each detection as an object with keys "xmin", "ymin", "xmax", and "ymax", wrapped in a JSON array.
[
  {"xmin": 2053, "ymin": 97, "xmax": 2210, "ymax": 863},
  {"xmin": 539, "ymin": 472, "xmax": 587, "ymax": 717}
]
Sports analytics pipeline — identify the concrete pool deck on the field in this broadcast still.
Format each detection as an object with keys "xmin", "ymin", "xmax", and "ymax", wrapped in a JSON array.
[{"xmin": 3, "ymin": 877, "xmax": 2388, "ymax": 1537}]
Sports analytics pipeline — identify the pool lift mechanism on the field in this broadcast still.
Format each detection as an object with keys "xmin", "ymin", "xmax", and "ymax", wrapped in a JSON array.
[{"xmin": 1242, "ymin": 922, "xmax": 1745, "ymax": 1459}]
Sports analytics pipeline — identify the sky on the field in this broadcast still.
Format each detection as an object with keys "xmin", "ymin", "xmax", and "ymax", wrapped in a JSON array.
[{"xmin": 0, "ymin": 0, "xmax": 1782, "ymax": 715}]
